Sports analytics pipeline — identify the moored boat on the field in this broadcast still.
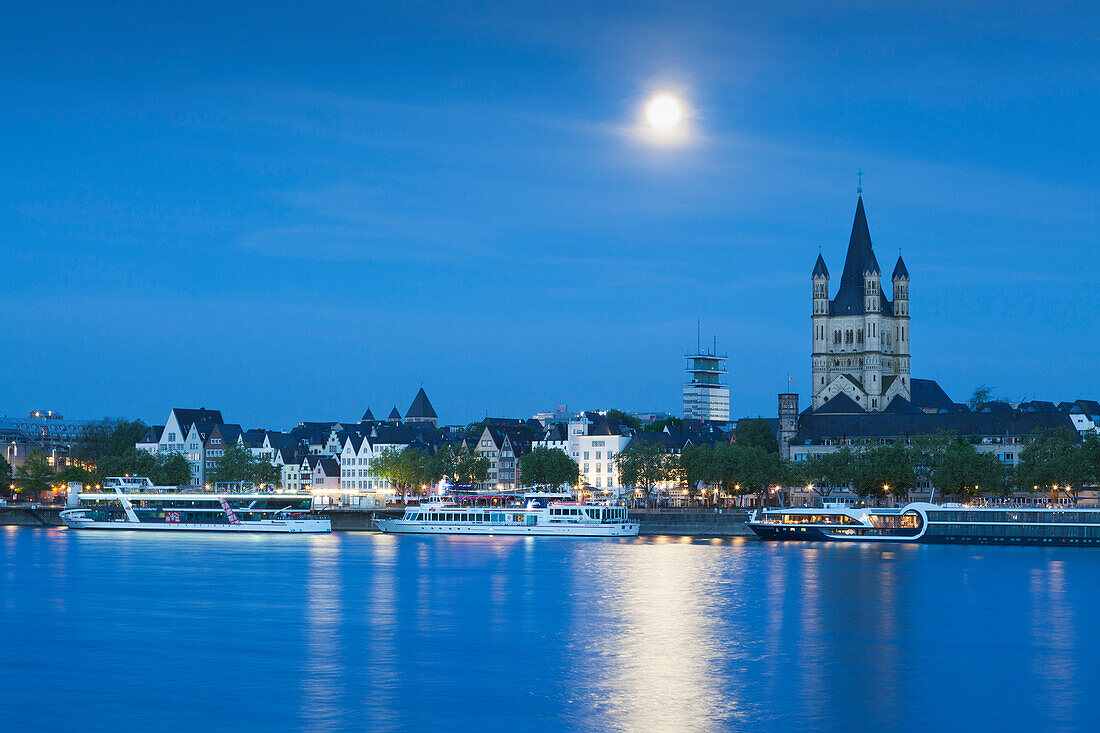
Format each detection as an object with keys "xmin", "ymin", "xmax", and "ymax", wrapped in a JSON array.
[
  {"xmin": 60, "ymin": 477, "xmax": 331, "ymax": 533},
  {"xmin": 748, "ymin": 501, "xmax": 1100, "ymax": 546},
  {"xmin": 375, "ymin": 493, "xmax": 639, "ymax": 537}
]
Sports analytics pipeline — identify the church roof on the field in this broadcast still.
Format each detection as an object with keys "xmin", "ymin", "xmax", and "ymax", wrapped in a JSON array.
[
  {"xmin": 862, "ymin": 250, "xmax": 881, "ymax": 276},
  {"xmin": 361, "ymin": 407, "xmax": 375, "ymax": 422},
  {"xmin": 910, "ymin": 379, "xmax": 956, "ymax": 413},
  {"xmin": 406, "ymin": 387, "xmax": 438, "ymax": 420},
  {"xmin": 814, "ymin": 394, "xmax": 866, "ymax": 414},
  {"xmin": 830, "ymin": 197, "xmax": 892, "ymax": 316},
  {"xmin": 892, "ymin": 255, "xmax": 909, "ymax": 281},
  {"xmin": 882, "ymin": 395, "xmax": 923, "ymax": 414},
  {"xmin": 388, "ymin": 406, "xmax": 402, "ymax": 421},
  {"xmin": 812, "ymin": 253, "xmax": 829, "ymax": 278}
]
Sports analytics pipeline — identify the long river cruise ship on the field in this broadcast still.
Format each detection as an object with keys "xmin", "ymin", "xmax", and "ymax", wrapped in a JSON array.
[
  {"xmin": 60, "ymin": 477, "xmax": 331, "ymax": 533},
  {"xmin": 375, "ymin": 493, "xmax": 640, "ymax": 537},
  {"xmin": 748, "ymin": 501, "xmax": 1100, "ymax": 546}
]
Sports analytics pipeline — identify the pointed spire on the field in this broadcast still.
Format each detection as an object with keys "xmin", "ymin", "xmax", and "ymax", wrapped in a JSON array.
[
  {"xmin": 388, "ymin": 406, "xmax": 402, "ymax": 423},
  {"xmin": 831, "ymin": 196, "xmax": 876, "ymax": 314},
  {"xmin": 892, "ymin": 254, "xmax": 909, "ymax": 281},
  {"xmin": 812, "ymin": 253, "xmax": 829, "ymax": 279},
  {"xmin": 405, "ymin": 387, "xmax": 438, "ymax": 422},
  {"xmin": 361, "ymin": 407, "xmax": 375, "ymax": 422}
]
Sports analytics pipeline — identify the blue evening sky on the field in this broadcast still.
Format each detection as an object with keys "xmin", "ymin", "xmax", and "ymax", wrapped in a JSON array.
[{"xmin": 2, "ymin": 1, "xmax": 1098, "ymax": 428}]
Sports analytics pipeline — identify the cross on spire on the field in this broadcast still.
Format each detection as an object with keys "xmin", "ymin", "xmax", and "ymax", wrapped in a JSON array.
[{"xmin": 856, "ymin": 168, "xmax": 864, "ymax": 195}]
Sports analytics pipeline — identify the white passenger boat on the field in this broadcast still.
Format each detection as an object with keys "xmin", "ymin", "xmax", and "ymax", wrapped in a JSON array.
[
  {"xmin": 375, "ymin": 494, "xmax": 639, "ymax": 537},
  {"xmin": 60, "ymin": 477, "xmax": 331, "ymax": 533}
]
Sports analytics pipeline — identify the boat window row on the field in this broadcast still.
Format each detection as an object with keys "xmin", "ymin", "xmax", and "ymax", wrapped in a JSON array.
[
  {"xmin": 927, "ymin": 510, "xmax": 1100, "ymax": 524},
  {"xmin": 926, "ymin": 523, "xmax": 1100, "ymax": 539},
  {"xmin": 759, "ymin": 513, "xmax": 863, "ymax": 525}
]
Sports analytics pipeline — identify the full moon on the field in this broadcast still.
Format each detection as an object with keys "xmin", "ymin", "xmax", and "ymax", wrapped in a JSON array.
[{"xmin": 645, "ymin": 94, "xmax": 683, "ymax": 130}]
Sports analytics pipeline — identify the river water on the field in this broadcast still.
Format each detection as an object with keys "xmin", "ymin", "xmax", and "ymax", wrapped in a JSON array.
[{"xmin": 2, "ymin": 527, "xmax": 1097, "ymax": 732}]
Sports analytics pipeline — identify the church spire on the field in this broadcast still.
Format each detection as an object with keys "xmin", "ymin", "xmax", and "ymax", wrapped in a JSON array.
[
  {"xmin": 812, "ymin": 253, "xmax": 829, "ymax": 279},
  {"xmin": 830, "ymin": 196, "xmax": 875, "ymax": 315}
]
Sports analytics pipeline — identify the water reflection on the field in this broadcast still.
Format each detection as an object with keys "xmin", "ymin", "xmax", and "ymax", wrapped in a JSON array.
[
  {"xmin": 3, "ymin": 529, "xmax": 1100, "ymax": 733},
  {"xmin": 582, "ymin": 542, "xmax": 740, "ymax": 732},
  {"xmin": 1029, "ymin": 558, "xmax": 1076, "ymax": 728},
  {"xmin": 300, "ymin": 535, "xmax": 343, "ymax": 731}
]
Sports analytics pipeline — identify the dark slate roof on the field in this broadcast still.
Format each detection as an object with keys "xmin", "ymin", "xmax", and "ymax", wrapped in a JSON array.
[
  {"xmin": 882, "ymin": 395, "xmax": 923, "ymax": 414},
  {"xmin": 591, "ymin": 417, "xmax": 626, "ymax": 436},
  {"xmin": 317, "ymin": 457, "xmax": 340, "ymax": 476},
  {"xmin": 1022, "ymin": 400, "xmax": 1058, "ymax": 413},
  {"xmin": 831, "ymin": 197, "xmax": 875, "ymax": 316},
  {"xmin": 814, "ymin": 394, "xmax": 866, "ymax": 414},
  {"xmin": 862, "ymin": 249, "xmax": 881, "ymax": 276},
  {"xmin": 140, "ymin": 425, "xmax": 165, "ymax": 443},
  {"xmin": 361, "ymin": 408, "xmax": 375, "ymax": 422},
  {"xmin": 795, "ymin": 408, "xmax": 1077, "ymax": 444},
  {"xmin": 406, "ymin": 388, "xmax": 438, "ymax": 420},
  {"xmin": 241, "ymin": 428, "xmax": 266, "ymax": 447},
  {"xmin": 910, "ymin": 379, "xmax": 955, "ymax": 412},
  {"xmin": 372, "ymin": 425, "xmax": 418, "ymax": 445},
  {"xmin": 812, "ymin": 253, "xmax": 829, "ymax": 278},
  {"xmin": 628, "ymin": 431, "xmax": 681, "ymax": 451},
  {"xmin": 218, "ymin": 424, "xmax": 245, "ymax": 445},
  {"xmin": 892, "ymin": 255, "xmax": 909, "ymax": 281},
  {"xmin": 173, "ymin": 408, "xmax": 224, "ymax": 430},
  {"xmin": 541, "ymin": 423, "xmax": 568, "ymax": 442},
  {"xmin": 981, "ymin": 401, "xmax": 1014, "ymax": 413},
  {"xmin": 1073, "ymin": 400, "xmax": 1100, "ymax": 418},
  {"xmin": 881, "ymin": 375, "xmax": 898, "ymax": 394},
  {"xmin": 344, "ymin": 434, "xmax": 365, "ymax": 452},
  {"xmin": 388, "ymin": 407, "xmax": 402, "ymax": 421}
]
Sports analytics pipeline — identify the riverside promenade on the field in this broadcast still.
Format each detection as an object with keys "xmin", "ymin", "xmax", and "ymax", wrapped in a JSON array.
[
  {"xmin": 318, "ymin": 507, "xmax": 753, "ymax": 536},
  {"xmin": 1, "ymin": 506, "xmax": 753, "ymax": 537}
]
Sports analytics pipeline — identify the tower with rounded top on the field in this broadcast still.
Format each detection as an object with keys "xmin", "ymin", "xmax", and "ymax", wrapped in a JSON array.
[{"xmin": 809, "ymin": 194, "xmax": 911, "ymax": 412}]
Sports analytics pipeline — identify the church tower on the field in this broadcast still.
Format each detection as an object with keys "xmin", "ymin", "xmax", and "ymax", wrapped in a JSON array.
[{"xmin": 810, "ymin": 195, "xmax": 911, "ymax": 412}]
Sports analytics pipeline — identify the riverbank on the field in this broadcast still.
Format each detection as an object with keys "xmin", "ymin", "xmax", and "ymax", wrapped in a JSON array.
[
  {"xmin": 319, "ymin": 508, "xmax": 752, "ymax": 536},
  {"xmin": 2, "ymin": 506, "xmax": 753, "ymax": 537}
]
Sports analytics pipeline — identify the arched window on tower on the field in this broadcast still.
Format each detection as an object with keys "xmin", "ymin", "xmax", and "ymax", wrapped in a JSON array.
[{"xmin": 857, "ymin": 329, "xmax": 863, "ymax": 344}]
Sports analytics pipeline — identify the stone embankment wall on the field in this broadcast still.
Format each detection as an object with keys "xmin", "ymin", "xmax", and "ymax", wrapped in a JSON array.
[
  {"xmin": 320, "ymin": 508, "xmax": 753, "ymax": 536},
  {"xmin": 0, "ymin": 507, "xmax": 64, "ymax": 526},
  {"xmin": 632, "ymin": 509, "xmax": 753, "ymax": 537}
]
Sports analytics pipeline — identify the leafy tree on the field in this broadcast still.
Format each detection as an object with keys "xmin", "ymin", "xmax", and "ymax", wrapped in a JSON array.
[
  {"xmin": 208, "ymin": 444, "xmax": 281, "ymax": 487},
  {"xmin": 799, "ymin": 449, "xmax": 857, "ymax": 499},
  {"xmin": 853, "ymin": 442, "xmax": 917, "ymax": 502},
  {"xmin": 428, "ymin": 444, "xmax": 489, "ymax": 488},
  {"xmin": 679, "ymin": 443, "xmax": 716, "ymax": 503},
  {"xmin": 0, "ymin": 454, "xmax": 11, "ymax": 498},
  {"xmin": 77, "ymin": 418, "xmax": 150, "ymax": 466},
  {"xmin": 605, "ymin": 409, "xmax": 642, "ymax": 431},
  {"xmin": 1018, "ymin": 428, "xmax": 1089, "ymax": 500},
  {"xmin": 615, "ymin": 442, "xmax": 672, "ymax": 507},
  {"xmin": 14, "ymin": 450, "xmax": 56, "ymax": 501},
  {"xmin": 910, "ymin": 431, "xmax": 954, "ymax": 491},
  {"xmin": 711, "ymin": 442, "xmax": 785, "ymax": 506},
  {"xmin": 463, "ymin": 420, "xmax": 489, "ymax": 439},
  {"xmin": 967, "ymin": 386, "xmax": 994, "ymax": 412},
  {"xmin": 97, "ymin": 448, "xmax": 157, "ymax": 482},
  {"xmin": 207, "ymin": 443, "xmax": 258, "ymax": 484},
  {"xmin": 735, "ymin": 418, "xmax": 779, "ymax": 453},
  {"xmin": 154, "ymin": 453, "xmax": 195, "ymax": 486},
  {"xmin": 519, "ymin": 447, "xmax": 579, "ymax": 489},
  {"xmin": 933, "ymin": 437, "xmax": 1004, "ymax": 500},
  {"xmin": 643, "ymin": 417, "xmax": 683, "ymax": 432},
  {"xmin": 56, "ymin": 465, "xmax": 96, "ymax": 486},
  {"xmin": 370, "ymin": 447, "xmax": 429, "ymax": 499}
]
